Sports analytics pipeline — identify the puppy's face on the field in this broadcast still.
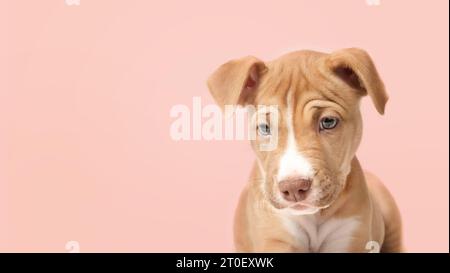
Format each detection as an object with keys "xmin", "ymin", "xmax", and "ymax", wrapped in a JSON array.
[{"xmin": 208, "ymin": 49, "xmax": 388, "ymax": 214}]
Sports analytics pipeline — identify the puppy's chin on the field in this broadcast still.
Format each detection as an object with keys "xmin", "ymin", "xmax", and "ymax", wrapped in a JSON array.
[{"xmin": 283, "ymin": 206, "xmax": 320, "ymax": 216}]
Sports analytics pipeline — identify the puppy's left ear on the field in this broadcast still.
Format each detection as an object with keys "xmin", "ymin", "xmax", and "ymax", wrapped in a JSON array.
[{"xmin": 327, "ymin": 48, "xmax": 389, "ymax": 114}]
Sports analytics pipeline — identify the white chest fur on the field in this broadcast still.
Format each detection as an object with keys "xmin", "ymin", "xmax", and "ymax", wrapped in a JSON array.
[{"xmin": 278, "ymin": 211, "xmax": 360, "ymax": 253}]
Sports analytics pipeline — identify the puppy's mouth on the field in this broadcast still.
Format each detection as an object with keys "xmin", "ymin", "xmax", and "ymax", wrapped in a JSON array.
[
  {"xmin": 269, "ymin": 196, "xmax": 321, "ymax": 212},
  {"xmin": 290, "ymin": 202, "xmax": 314, "ymax": 210},
  {"xmin": 268, "ymin": 190, "xmax": 334, "ymax": 213}
]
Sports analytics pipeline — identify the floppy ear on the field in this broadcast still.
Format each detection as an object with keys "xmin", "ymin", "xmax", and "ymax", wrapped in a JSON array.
[
  {"xmin": 207, "ymin": 56, "xmax": 267, "ymax": 109},
  {"xmin": 327, "ymin": 48, "xmax": 388, "ymax": 114}
]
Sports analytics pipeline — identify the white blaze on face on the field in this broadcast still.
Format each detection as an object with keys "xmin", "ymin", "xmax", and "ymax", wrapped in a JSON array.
[{"xmin": 277, "ymin": 91, "xmax": 314, "ymax": 183}]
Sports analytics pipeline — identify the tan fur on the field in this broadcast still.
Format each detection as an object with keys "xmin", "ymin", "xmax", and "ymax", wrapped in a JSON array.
[{"xmin": 208, "ymin": 48, "xmax": 403, "ymax": 252}]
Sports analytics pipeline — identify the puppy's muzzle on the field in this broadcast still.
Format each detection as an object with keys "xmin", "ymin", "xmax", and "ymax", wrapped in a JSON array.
[{"xmin": 278, "ymin": 178, "xmax": 312, "ymax": 202}]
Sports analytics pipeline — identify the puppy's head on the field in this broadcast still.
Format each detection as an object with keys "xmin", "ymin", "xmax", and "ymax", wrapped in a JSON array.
[{"xmin": 207, "ymin": 48, "xmax": 388, "ymax": 214}]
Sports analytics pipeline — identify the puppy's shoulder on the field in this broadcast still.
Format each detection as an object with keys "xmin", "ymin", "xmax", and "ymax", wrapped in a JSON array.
[{"xmin": 364, "ymin": 172, "xmax": 402, "ymax": 229}]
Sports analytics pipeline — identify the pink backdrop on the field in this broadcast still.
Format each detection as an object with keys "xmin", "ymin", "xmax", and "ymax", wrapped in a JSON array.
[{"xmin": 0, "ymin": 0, "xmax": 448, "ymax": 252}]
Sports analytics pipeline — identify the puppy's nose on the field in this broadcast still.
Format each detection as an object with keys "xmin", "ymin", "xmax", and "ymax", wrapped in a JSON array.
[{"xmin": 278, "ymin": 178, "xmax": 312, "ymax": 202}]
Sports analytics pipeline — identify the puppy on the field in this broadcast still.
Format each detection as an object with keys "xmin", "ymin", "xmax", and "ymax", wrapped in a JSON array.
[{"xmin": 207, "ymin": 48, "xmax": 403, "ymax": 252}]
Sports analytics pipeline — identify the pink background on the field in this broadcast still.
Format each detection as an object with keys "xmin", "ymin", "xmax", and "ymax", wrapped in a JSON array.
[{"xmin": 0, "ymin": 0, "xmax": 448, "ymax": 252}]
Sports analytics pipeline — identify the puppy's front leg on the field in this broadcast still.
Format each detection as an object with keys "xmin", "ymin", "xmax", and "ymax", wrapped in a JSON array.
[{"xmin": 254, "ymin": 239, "xmax": 303, "ymax": 253}]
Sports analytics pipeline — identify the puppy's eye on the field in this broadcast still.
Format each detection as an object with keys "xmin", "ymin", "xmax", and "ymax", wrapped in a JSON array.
[
  {"xmin": 319, "ymin": 116, "xmax": 339, "ymax": 130},
  {"xmin": 257, "ymin": 123, "xmax": 271, "ymax": 136}
]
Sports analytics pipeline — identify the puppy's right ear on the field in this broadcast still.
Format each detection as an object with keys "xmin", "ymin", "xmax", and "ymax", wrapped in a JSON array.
[{"xmin": 207, "ymin": 56, "xmax": 266, "ymax": 109}]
